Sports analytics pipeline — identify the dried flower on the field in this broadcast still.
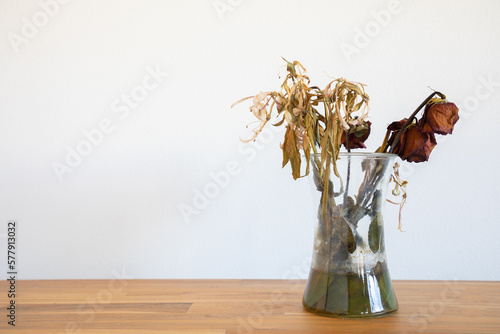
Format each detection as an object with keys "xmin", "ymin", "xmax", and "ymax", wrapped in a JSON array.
[
  {"xmin": 234, "ymin": 59, "xmax": 370, "ymax": 182},
  {"xmin": 419, "ymin": 101, "xmax": 459, "ymax": 135},
  {"xmin": 395, "ymin": 124, "xmax": 437, "ymax": 163},
  {"xmin": 250, "ymin": 92, "xmax": 271, "ymax": 122},
  {"xmin": 341, "ymin": 121, "xmax": 371, "ymax": 149},
  {"xmin": 231, "ymin": 91, "xmax": 274, "ymax": 142}
]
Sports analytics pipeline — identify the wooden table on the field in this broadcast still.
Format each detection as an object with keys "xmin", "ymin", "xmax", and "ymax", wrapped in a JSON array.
[{"xmin": 1, "ymin": 279, "xmax": 499, "ymax": 333}]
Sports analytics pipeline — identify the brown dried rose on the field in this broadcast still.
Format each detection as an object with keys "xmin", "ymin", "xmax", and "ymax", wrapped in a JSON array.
[
  {"xmin": 341, "ymin": 121, "xmax": 371, "ymax": 149},
  {"xmin": 419, "ymin": 102, "xmax": 459, "ymax": 135},
  {"xmin": 395, "ymin": 125, "xmax": 437, "ymax": 163}
]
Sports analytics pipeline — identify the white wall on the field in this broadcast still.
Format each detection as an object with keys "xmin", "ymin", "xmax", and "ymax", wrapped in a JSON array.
[{"xmin": 0, "ymin": 0, "xmax": 499, "ymax": 280}]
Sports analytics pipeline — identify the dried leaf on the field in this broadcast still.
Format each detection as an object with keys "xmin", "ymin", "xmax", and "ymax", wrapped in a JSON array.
[
  {"xmin": 331, "ymin": 207, "xmax": 357, "ymax": 254},
  {"xmin": 303, "ymin": 132, "xmax": 311, "ymax": 176},
  {"xmin": 282, "ymin": 126, "xmax": 301, "ymax": 179},
  {"xmin": 368, "ymin": 212, "xmax": 382, "ymax": 253}
]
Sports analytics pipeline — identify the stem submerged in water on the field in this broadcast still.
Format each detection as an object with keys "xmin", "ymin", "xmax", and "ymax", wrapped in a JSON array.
[{"xmin": 304, "ymin": 153, "xmax": 399, "ymax": 318}]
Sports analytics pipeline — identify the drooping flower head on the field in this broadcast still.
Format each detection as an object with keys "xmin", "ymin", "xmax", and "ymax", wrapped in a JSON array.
[
  {"xmin": 419, "ymin": 99, "xmax": 459, "ymax": 135},
  {"xmin": 387, "ymin": 119, "xmax": 437, "ymax": 163},
  {"xmin": 385, "ymin": 95, "xmax": 459, "ymax": 163},
  {"xmin": 397, "ymin": 125, "xmax": 437, "ymax": 163},
  {"xmin": 341, "ymin": 121, "xmax": 371, "ymax": 149}
]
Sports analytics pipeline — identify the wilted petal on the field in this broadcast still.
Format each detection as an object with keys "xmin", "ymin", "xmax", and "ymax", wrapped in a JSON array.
[
  {"xmin": 387, "ymin": 118, "xmax": 407, "ymax": 131},
  {"xmin": 253, "ymin": 92, "xmax": 268, "ymax": 105},
  {"xmin": 275, "ymin": 95, "xmax": 285, "ymax": 111},
  {"xmin": 284, "ymin": 110, "xmax": 295, "ymax": 125},
  {"xmin": 250, "ymin": 105, "xmax": 267, "ymax": 122}
]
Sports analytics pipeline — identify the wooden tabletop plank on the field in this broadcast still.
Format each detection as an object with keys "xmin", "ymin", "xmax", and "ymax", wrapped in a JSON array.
[{"xmin": 1, "ymin": 279, "xmax": 499, "ymax": 333}]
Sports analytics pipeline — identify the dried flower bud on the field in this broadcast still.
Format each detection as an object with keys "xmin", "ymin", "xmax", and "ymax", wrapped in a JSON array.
[
  {"xmin": 419, "ymin": 102, "xmax": 459, "ymax": 135},
  {"xmin": 341, "ymin": 121, "xmax": 371, "ymax": 149}
]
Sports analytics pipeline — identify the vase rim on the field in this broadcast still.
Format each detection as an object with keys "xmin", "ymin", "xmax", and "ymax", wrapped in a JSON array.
[{"xmin": 310, "ymin": 152, "xmax": 398, "ymax": 159}]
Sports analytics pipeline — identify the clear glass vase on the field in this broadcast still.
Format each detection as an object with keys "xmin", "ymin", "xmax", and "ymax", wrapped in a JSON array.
[{"xmin": 303, "ymin": 152, "xmax": 399, "ymax": 318}]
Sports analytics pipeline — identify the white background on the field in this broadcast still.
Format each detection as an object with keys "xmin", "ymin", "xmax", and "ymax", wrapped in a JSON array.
[{"xmin": 0, "ymin": 0, "xmax": 499, "ymax": 280}]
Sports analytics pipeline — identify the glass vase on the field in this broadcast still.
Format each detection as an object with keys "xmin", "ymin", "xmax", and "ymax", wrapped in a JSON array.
[{"xmin": 303, "ymin": 152, "xmax": 399, "ymax": 318}]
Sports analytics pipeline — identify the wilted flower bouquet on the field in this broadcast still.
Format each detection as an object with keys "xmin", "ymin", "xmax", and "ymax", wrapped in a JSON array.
[
  {"xmin": 233, "ymin": 59, "xmax": 459, "ymax": 317},
  {"xmin": 233, "ymin": 59, "xmax": 459, "ymax": 225}
]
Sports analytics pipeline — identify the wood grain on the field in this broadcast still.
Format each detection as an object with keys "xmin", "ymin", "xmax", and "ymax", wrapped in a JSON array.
[{"xmin": 0, "ymin": 279, "xmax": 499, "ymax": 333}]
